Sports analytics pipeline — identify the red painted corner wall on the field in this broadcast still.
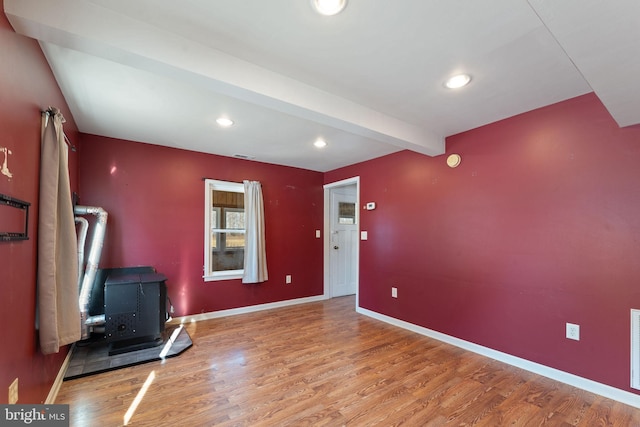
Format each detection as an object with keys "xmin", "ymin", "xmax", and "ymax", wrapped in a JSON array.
[
  {"xmin": 77, "ymin": 134, "xmax": 324, "ymax": 316},
  {"xmin": 0, "ymin": 0, "xmax": 80, "ymax": 404},
  {"xmin": 325, "ymin": 93, "xmax": 640, "ymax": 394}
]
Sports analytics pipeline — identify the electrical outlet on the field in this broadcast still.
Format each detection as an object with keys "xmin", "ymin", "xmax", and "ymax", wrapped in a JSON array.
[
  {"xmin": 286, "ymin": 275, "xmax": 292, "ymax": 284},
  {"xmin": 8, "ymin": 378, "xmax": 18, "ymax": 404},
  {"xmin": 391, "ymin": 287, "xmax": 398, "ymax": 298},
  {"xmin": 566, "ymin": 323, "xmax": 580, "ymax": 341}
]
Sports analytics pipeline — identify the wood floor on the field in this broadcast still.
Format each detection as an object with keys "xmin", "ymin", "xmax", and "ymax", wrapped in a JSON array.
[{"xmin": 56, "ymin": 296, "xmax": 640, "ymax": 426}]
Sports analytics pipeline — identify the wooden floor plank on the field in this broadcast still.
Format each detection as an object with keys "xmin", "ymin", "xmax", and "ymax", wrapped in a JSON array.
[{"xmin": 56, "ymin": 296, "xmax": 640, "ymax": 426}]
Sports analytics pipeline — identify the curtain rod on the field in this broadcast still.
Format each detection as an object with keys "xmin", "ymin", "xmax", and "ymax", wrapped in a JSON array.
[{"xmin": 42, "ymin": 109, "xmax": 76, "ymax": 152}]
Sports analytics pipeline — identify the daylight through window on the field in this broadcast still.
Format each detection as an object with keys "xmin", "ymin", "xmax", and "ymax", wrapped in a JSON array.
[{"xmin": 204, "ymin": 180, "xmax": 245, "ymax": 280}]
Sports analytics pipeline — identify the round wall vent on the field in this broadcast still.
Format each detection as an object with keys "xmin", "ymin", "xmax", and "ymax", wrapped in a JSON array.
[{"xmin": 447, "ymin": 154, "xmax": 461, "ymax": 168}]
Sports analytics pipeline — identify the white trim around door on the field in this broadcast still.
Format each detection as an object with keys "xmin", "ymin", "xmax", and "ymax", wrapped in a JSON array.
[{"xmin": 323, "ymin": 176, "xmax": 360, "ymax": 308}]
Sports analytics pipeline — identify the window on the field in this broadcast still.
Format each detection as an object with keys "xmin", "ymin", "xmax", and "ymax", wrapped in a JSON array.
[
  {"xmin": 204, "ymin": 180, "xmax": 245, "ymax": 281},
  {"xmin": 338, "ymin": 201, "xmax": 356, "ymax": 225}
]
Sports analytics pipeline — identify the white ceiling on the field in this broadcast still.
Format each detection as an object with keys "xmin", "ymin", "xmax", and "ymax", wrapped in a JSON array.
[{"xmin": 5, "ymin": 0, "xmax": 639, "ymax": 172}]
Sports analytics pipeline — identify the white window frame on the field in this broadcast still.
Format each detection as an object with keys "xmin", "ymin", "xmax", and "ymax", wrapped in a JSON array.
[
  {"xmin": 204, "ymin": 179, "xmax": 244, "ymax": 281},
  {"xmin": 217, "ymin": 207, "xmax": 245, "ymax": 251}
]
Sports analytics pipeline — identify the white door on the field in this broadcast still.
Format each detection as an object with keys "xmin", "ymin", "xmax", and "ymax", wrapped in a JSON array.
[{"xmin": 329, "ymin": 186, "xmax": 357, "ymax": 297}]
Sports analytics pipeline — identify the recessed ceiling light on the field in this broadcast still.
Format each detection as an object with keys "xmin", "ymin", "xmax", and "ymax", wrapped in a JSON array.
[
  {"xmin": 314, "ymin": 138, "xmax": 327, "ymax": 148},
  {"xmin": 216, "ymin": 117, "xmax": 234, "ymax": 127},
  {"xmin": 444, "ymin": 74, "xmax": 471, "ymax": 89},
  {"xmin": 311, "ymin": 0, "xmax": 347, "ymax": 16}
]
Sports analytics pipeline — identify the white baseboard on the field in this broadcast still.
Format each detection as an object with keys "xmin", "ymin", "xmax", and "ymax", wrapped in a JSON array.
[
  {"xmin": 357, "ymin": 306, "xmax": 640, "ymax": 409},
  {"xmin": 169, "ymin": 294, "xmax": 328, "ymax": 325},
  {"xmin": 55, "ymin": 296, "xmax": 637, "ymax": 408},
  {"xmin": 47, "ymin": 345, "xmax": 74, "ymax": 404}
]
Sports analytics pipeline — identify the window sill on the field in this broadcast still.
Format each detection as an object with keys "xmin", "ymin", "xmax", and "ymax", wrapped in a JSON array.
[{"xmin": 203, "ymin": 272, "xmax": 243, "ymax": 282}]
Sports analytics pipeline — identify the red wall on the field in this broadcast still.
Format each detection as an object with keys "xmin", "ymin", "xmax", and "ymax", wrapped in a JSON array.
[
  {"xmin": 4, "ymin": 0, "xmax": 638, "ymax": 399},
  {"xmin": 325, "ymin": 93, "xmax": 640, "ymax": 394},
  {"xmin": 78, "ymin": 134, "xmax": 324, "ymax": 316},
  {"xmin": 0, "ymin": 0, "xmax": 80, "ymax": 403}
]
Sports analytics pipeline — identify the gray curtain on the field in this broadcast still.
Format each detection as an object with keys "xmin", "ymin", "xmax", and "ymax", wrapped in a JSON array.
[
  {"xmin": 242, "ymin": 180, "xmax": 268, "ymax": 283},
  {"xmin": 37, "ymin": 108, "xmax": 80, "ymax": 354}
]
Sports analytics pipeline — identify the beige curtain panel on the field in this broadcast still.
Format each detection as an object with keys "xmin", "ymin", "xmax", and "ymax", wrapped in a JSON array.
[
  {"xmin": 37, "ymin": 108, "xmax": 80, "ymax": 354},
  {"xmin": 242, "ymin": 180, "xmax": 268, "ymax": 283}
]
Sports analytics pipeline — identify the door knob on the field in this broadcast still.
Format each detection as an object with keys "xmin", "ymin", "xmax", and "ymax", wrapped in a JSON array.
[{"xmin": 333, "ymin": 245, "xmax": 339, "ymax": 250}]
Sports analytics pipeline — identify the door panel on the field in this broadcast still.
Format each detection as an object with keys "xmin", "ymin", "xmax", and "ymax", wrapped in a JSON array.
[{"xmin": 329, "ymin": 188, "xmax": 357, "ymax": 297}]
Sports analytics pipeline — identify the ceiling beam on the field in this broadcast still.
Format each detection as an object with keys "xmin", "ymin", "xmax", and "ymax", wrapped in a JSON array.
[
  {"xmin": 5, "ymin": 0, "xmax": 445, "ymax": 155},
  {"xmin": 528, "ymin": 0, "xmax": 640, "ymax": 127}
]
